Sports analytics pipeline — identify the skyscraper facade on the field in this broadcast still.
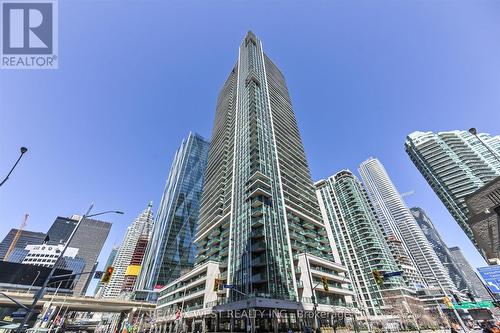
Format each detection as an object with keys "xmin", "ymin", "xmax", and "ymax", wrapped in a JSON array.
[
  {"xmin": 102, "ymin": 203, "xmax": 154, "ymax": 298},
  {"xmin": 405, "ymin": 130, "xmax": 500, "ymax": 250},
  {"xmin": 359, "ymin": 158, "xmax": 456, "ymax": 292},
  {"xmin": 448, "ymin": 247, "xmax": 491, "ymax": 300},
  {"xmin": 0, "ymin": 229, "xmax": 46, "ymax": 260},
  {"xmin": 154, "ymin": 32, "xmax": 353, "ymax": 333},
  {"xmin": 196, "ymin": 31, "xmax": 339, "ymax": 301},
  {"xmin": 46, "ymin": 216, "xmax": 112, "ymax": 295},
  {"xmin": 137, "ymin": 133, "xmax": 210, "ymax": 291},
  {"xmin": 316, "ymin": 170, "xmax": 405, "ymax": 317},
  {"xmin": 46, "ymin": 217, "xmax": 78, "ymax": 245},
  {"xmin": 410, "ymin": 207, "xmax": 470, "ymax": 293}
]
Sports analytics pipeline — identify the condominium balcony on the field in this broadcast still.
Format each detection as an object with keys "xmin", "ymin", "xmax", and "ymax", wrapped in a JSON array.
[
  {"xmin": 251, "ymin": 229, "xmax": 265, "ymax": 239},
  {"xmin": 251, "ymin": 273, "xmax": 267, "ymax": 283},
  {"xmin": 252, "ymin": 256, "xmax": 267, "ymax": 267},
  {"xmin": 251, "ymin": 218, "xmax": 264, "ymax": 228},
  {"xmin": 250, "ymin": 197, "xmax": 263, "ymax": 207},
  {"xmin": 251, "ymin": 206, "xmax": 264, "ymax": 217},
  {"xmin": 251, "ymin": 241, "xmax": 266, "ymax": 252}
]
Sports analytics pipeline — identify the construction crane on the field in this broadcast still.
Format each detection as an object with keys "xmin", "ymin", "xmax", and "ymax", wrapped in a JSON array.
[{"xmin": 4, "ymin": 214, "xmax": 29, "ymax": 260}]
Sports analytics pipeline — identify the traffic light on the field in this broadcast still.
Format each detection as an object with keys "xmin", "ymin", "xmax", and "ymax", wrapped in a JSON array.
[
  {"xmin": 466, "ymin": 291, "xmax": 475, "ymax": 302},
  {"xmin": 321, "ymin": 276, "xmax": 329, "ymax": 291},
  {"xmin": 451, "ymin": 293, "xmax": 462, "ymax": 305},
  {"xmin": 213, "ymin": 278, "xmax": 221, "ymax": 292},
  {"xmin": 443, "ymin": 297, "xmax": 453, "ymax": 309},
  {"xmin": 372, "ymin": 270, "xmax": 384, "ymax": 286},
  {"xmin": 101, "ymin": 266, "xmax": 114, "ymax": 283}
]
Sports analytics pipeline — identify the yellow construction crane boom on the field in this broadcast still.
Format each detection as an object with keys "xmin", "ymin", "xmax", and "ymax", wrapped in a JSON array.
[{"xmin": 4, "ymin": 214, "xmax": 29, "ymax": 260}]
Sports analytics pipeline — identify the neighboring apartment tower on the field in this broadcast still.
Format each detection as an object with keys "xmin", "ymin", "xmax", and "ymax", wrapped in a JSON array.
[
  {"xmin": 102, "ymin": 203, "xmax": 154, "ymax": 298},
  {"xmin": 46, "ymin": 216, "xmax": 112, "ymax": 295},
  {"xmin": 0, "ymin": 229, "xmax": 46, "ymax": 260},
  {"xmin": 137, "ymin": 133, "xmax": 210, "ymax": 291},
  {"xmin": 448, "ymin": 246, "xmax": 491, "ymax": 300},
  {"xmin": 410, "ymin": 207, "xmax": 472, "ymax": 293},
  {"xmin": 316, "ymin": 170, "xmax": 406, "ymax": 317},
  {"xmin": 405, "ymin": 130, "xmax": 500, "ymax": 253},
  {"xmin": 359, "ymin": 158, "xmax": 456, "ymax": 292}
]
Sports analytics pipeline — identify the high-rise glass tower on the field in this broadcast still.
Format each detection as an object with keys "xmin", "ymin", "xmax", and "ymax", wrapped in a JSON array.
[
  {"xmin": 316, "ymin": 170, "xmax": 404, "ymax": 316},
  {"xmin": 359, "ymin": 158, "xmax": 456, "ymax": 292},
  {"xmin": 0, "ymin": 229, "xmax": 46, "ymax": 260},
  {"xmin": 195, "ymin": 31, "xmax": 337, "ymax": 301},
  {"xmin": 102, "ymin": 202, "xmax": 154, "ymax": 298},
  {"xmin": 448, "ymin": 247, "xmax": 491, "ymax": 300},
  {"xmin": 410, "ymin": 207, "xmax": 470, "ymax": 293},
  {"xmin": 405, "ymin": 130, "xmax": 500, "ymax": 250},
  {"xmin": 137, "ymin": 133, "xmax": 210, "ymax": 291},
  {"xmin": 154, "ymin": 33, "xmax": 353, "ymax": 333},
  {"xmin": 46, "ymin": 216, "xmax": 112, "ymax": 295}
]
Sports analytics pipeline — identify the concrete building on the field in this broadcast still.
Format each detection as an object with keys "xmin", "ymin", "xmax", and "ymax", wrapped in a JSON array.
[
  {"xmin": 405, "ymin": 130, "xmax": 500, "ymax": 257},
  {"xmin": 155, "ymin": 257, "xmax": 355, "ymax": 333},
  {"xmin": 464, "ymin": 176, "xmax": 500, "ymax": 265},
  {"xmin": 137, "ymin": 133, "xmax": 210, "ymax": 292},
  {"xmin": 102, "ymin": 203, "xmax": 154, "ymax": 298},
  {"xmin": 46, "ymin": 216, "xmax": 112, "ymax": 295},
  {"xmin": 316, "ymin": 170, "xmax": 417, "ymax": 323},
  {"xmin": 19, "ymin": 244, "xmax": 85, "ymax": 289},
  {"xmin": 359, "ymin": 158, "xmax": 456, "ymax": 293},
  {"xmin": 0, "ymin": 229, "xmax": 46, "ymax": 260},
  {"xmin": 21, "ymin": 244, "xmax": 79, "ymax": 267},
  {"xmin": 448, "ymin": 247, "xmax": 491, "ymax": 300},
  {"xmin": 154, "ymin": 32, "xmax": 355, "ymax": 333}
]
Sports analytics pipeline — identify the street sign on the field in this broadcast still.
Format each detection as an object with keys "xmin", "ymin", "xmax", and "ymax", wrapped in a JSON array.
[
  {"xmin": 478, "ymin": 265, "xmax": 500, "ymax": 294},
  {"xmin": 383, "ymin": 271, "xmax": 403, "ymax": 278},
  {"xmin": 453, "ymin": 301, "xmax": 494, "ymax": 309},
  {"xmin": 222, "ymin": 284, "xmax": 235, "ymax": 289},
  {"xmin": 11, "ymin": 310, "xmax": 26, "ymax": 318}
]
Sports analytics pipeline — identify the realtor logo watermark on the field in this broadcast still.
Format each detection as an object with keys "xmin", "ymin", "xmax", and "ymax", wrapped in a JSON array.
[{"xmin": 1, "ymin": 0, "xmax": 58, "ymax": 69}]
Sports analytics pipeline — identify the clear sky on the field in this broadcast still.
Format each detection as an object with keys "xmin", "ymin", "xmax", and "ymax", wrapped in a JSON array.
[{"xmin": 1, "ymin": 0, "xmax": 499, "ymax": 293}]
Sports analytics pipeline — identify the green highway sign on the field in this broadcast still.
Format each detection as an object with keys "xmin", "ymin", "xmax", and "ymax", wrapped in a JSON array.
[{"xmin": 453, "ymin": 301, "xmax": 494, "ymax": 309}]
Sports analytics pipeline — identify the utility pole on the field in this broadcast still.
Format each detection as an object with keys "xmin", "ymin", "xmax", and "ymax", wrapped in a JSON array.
[{"xmin": 304, "ymin": 252, "xmax": 320, "ymax": 332}]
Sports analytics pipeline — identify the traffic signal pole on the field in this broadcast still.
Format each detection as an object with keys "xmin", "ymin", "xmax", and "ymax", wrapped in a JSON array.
[{"xmin": 304, "ymin": 252, "xmax": 322, "ymax": 333}]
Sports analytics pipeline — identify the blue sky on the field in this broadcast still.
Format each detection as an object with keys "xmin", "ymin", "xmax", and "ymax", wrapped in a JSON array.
[{"xmin": 1, "ymin": 0, "xmax": 499, "ymax": 293}]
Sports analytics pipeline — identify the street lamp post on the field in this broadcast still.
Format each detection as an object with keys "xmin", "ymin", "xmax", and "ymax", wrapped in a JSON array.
[
  {"xmin": 0, "ymin": 147, "xmax": 28, "ymax": 187},
  {"xmin": 15, "ymin": 203, "xmax": 123, "ymax": 333},
  {"xmin": 469, "ymin": 128, "xmax": 500, "ymax": 164}
]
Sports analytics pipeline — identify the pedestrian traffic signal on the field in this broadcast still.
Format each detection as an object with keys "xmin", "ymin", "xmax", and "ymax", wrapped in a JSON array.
[
  {"xmin": 213, "ymin": 278, "xmax": 222, "ymax": 292},
  {"xmin": 321, "ymin": 276, "xmax": 329, "ymax": 291},
  {"xmin": 101, "ymin": 266, "xmax": 114, "ymax": 283},
  {"xmin": 451, "ymin": 293, "xmax": 462, "ymax": 305},
  {"xmin": 372, "ymin": 270, "xmax": 384, "ymax": 286}
]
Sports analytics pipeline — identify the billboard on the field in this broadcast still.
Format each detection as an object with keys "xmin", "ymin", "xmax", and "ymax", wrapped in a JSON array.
[{"xmin": 478, "ymin": 265, "xmax": 500, "ymax": 294}]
